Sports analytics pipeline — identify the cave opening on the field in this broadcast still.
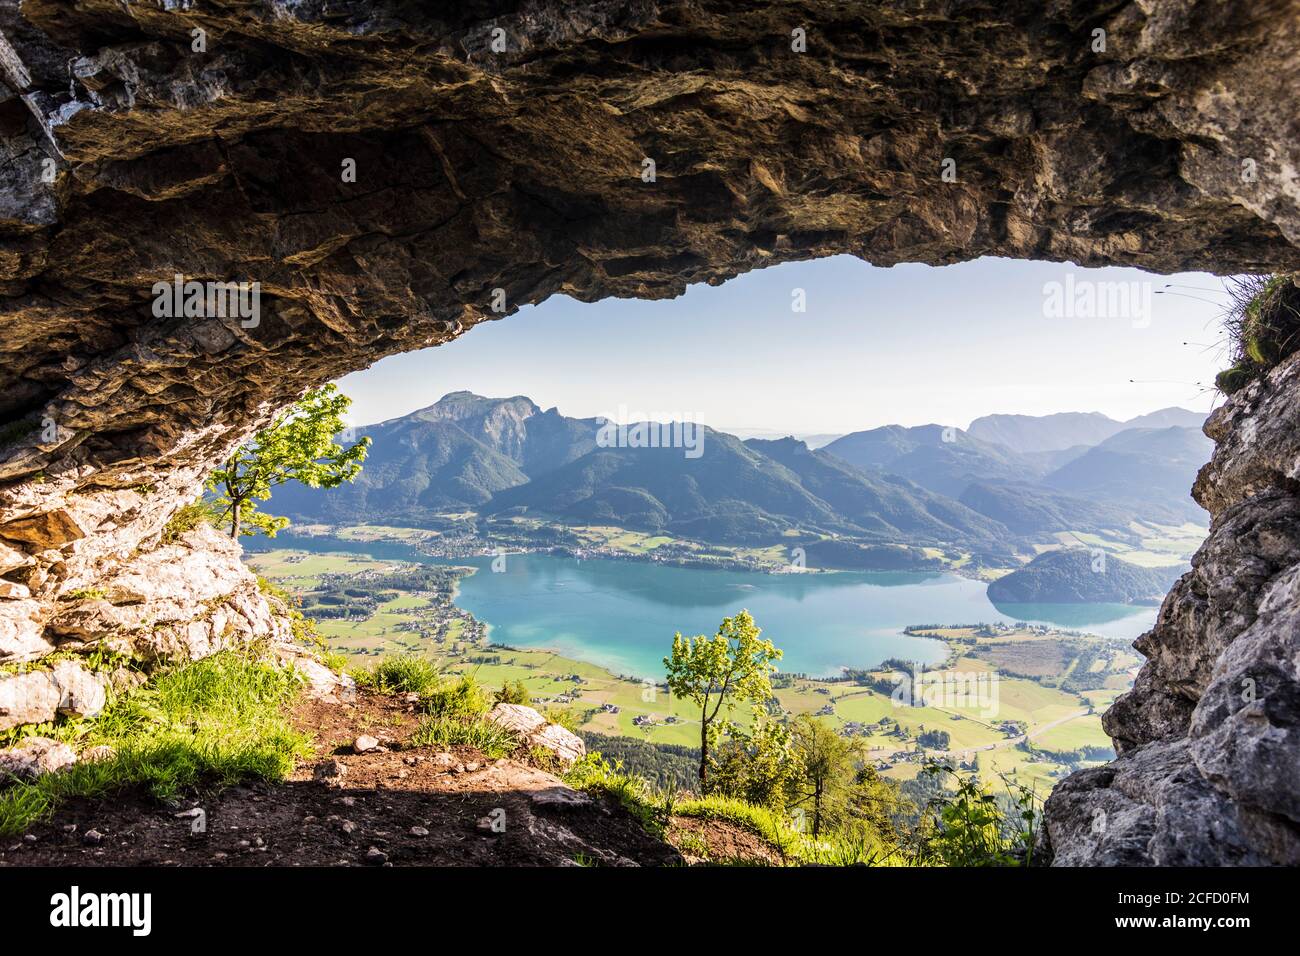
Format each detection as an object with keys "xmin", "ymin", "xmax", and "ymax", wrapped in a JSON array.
[{"xmin": 0, "ymin": 0, "xmax": 1297, "ymax": 871}]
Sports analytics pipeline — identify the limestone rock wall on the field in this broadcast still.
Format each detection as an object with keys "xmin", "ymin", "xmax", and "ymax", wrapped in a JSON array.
[
  {"xmin": 1044, "ymin": 347, "xmax": 1300, "ymax": 865},
  {"xmin": 0, "ymin": 523, "xmax": 288, "ymax": 734}
]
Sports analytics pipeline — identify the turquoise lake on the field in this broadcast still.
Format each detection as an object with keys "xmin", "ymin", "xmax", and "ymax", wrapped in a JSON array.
[{"xmin": 264, "ymin": 534, "xmax": 1156, "ymax": 680}]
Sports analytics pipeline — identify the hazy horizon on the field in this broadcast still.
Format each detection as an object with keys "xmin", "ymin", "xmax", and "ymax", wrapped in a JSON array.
[
  {"xmin": 335, "ymin": 255, "xmax": 1231, "ymax": 434},
  {"xmin": 352, "ymin": 387, "xmax": 1204, "ymax": 442}
]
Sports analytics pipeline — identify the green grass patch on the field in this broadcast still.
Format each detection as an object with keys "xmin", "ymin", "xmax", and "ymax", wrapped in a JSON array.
[
  {"xmin": 408, "ymin": 714, "xmax": 517, "ymax": 758},
  {"xmin": 542, "ymin": 705, "xmax": 580, "ymax": 732},
  {"xmin": 160, "ymin": 500, "xmax": 218, "ymax": 543},
  {"xmin": 675, "ymin": 793, "xmax": 796, "ymax": 854},
  {"xmin": 351, "ymin": 655, "xmax": 441, "ymax": 696},
  {"xmin": 421, "ymin": 674, "xmax": 489, "ymax": 720},
  {"xmin": 674, "ymin": 793, "xmax": 898, "ymax": 865},
  {"xmin": 562, "ymin": 753, "xmax": 899, "ymax": 865},
  {"xmin": 564, "ymin": 752, "xmax": 667, "ymax": 837},
  {"xmin": 0, "ymin": 649, "xmax": 310, "ymax": 837},
  {"xmin": 1217, "ymin": 274, "xmax": 1300, "ymax": 394}
]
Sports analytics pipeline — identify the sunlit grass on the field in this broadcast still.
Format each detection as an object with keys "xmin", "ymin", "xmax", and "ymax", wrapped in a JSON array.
[
  {"xmin": 408, "ymin": 714, "xmax": 517, "ymax": 758},
  {"xmin": 0, "ymin": 649, "xmax": 310, "ymax": 837}
]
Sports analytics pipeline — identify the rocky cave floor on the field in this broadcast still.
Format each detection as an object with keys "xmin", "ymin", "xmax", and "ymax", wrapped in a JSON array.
[
  {"xmin": 0, "ymin": 689, "xmax": 778, "ymax": 868},
  {"xmin": 0, "ymin": 691, "xmax": 660, "ymax": 867}
]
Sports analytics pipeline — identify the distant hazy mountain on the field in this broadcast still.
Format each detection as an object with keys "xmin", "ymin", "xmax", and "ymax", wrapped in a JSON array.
[
  {"xmin": 966, "ymin": 407, "xmax": 1204, "ymax": 454},
  {"xmin": 957, "ymin": 482, "xmax": 1146, "ymax": 537},
  {"xmin": 966, "ymin": 411, "xmax": 1125, "ymax": 454},
  {"xmin": 822, "ymin": 424, "xmax": 1032, "ymax": 498},
  {"xmin": 1123, "ymin": 407, "xmax": 1207, "ymax": 431},
  {"xmin": 824, "ymin": 412, "xmax": 1210, "ymax": 529},
  {"xmin": 1016, "ymin": 445, "xmax": 1092, "ymax": 474},
  {"xmin": 987, "ymin": 549, "xmax": 1185, "ymax": 605},
  {"xmin": 745, "ymin": 437, "xmax": 1009, "ymax": 543},
  {"xmin": 1040, "ymin": 426, "xmax": 1211, "ymax": 523},
  {"xmin": 722, "ymin": 428, "xmax": 843, "ymax": 449}
]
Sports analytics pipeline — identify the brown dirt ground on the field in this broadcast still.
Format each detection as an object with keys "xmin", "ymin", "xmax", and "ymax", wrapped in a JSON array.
[
  {"xmin": 0, "ymin": 690, "xmax": 684, "ymax": 867},
  {"xmin": 667, "ymin": 816, "xmax": 785, "ymax": 866}
]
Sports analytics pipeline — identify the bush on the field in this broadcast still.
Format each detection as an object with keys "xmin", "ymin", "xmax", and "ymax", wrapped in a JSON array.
[
  {"xmin": 496, "ymin": 679, "xmax": 530, "ymax": 705},
  {"xmin": 916, "ymin": 728, "xmax": 951, "ymax": 750},
  {"xmin": 910, "ymin": 764, "xmax": 1039, "ymax": 867},
  {"xmin": 421, "ymin": 674, "xmax": 488, "ymax": 720},
  {"xmin": 706, "ymin": 711, "xmax": 798, "ymax": 809},
  {"xmin": 352, "ymin": 656, "xmax": 441, "ymax": 696}
]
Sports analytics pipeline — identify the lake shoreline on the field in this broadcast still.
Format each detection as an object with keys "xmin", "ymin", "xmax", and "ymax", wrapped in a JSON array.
[
  {"xmin": 245, "ymin": 537, "xmax": 1135, "ymax": 792},
  {"xmin": 248, "ymin": 529, "xmax": 1156, "ymax": 681},
  {"xmin": 282, "ymin": 520, "xmax": 990, "ymax": 581}
]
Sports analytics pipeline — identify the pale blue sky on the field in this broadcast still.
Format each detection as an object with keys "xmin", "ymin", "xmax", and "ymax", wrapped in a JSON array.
[{"xmin": 335, "ymin": 256, "xmax": 1231, "ymax": 435}]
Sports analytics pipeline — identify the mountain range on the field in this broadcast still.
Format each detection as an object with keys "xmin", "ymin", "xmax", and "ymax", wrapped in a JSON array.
[
  {"xmin": 823, "ymin": 414, "xmax": 1211, "ymax": 526},
  {"xmin": 272, "ymin": 392, "xmax": 1210, "ymax": 563},
  {"xmin": 965, "ymin": 407, "xmax": 1206, "ymax": 454},
  {"xmin": 274, "ymin": 393, "xmax": 1011, "ymax": 551}
]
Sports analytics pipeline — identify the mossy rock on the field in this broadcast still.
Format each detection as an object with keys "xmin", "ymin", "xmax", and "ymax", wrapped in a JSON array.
[
  {"xmin": 1245, "ymin": 334, "xmax": 1282, "ymax": 366},
  {"xmin": 1219, "ymin": 275, "xmax": 1300, "ymax": 395},
  {"xmin": 1241, "ymin": 276, "xmax": 1300, "ymax": 368},
  {"xmin": 1215, "ymin": 365, "xmax": 1255, "ymax": 395}
]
